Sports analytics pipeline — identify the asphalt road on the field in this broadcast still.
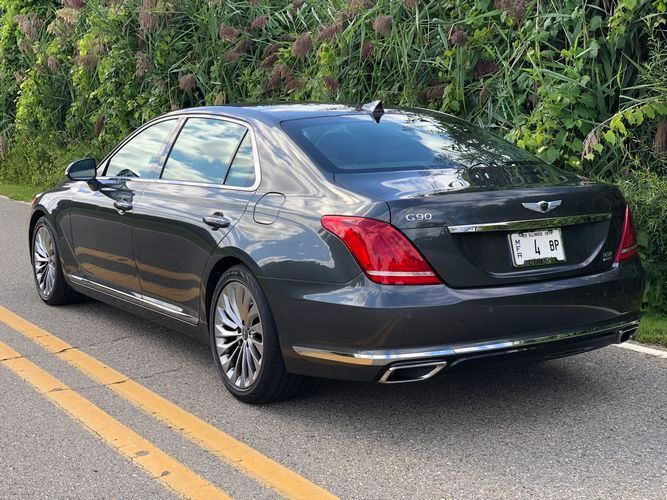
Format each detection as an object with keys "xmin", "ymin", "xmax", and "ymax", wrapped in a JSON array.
[{"xmin": 0, "ymin": 195, "xmax": 665, "ymax": 499}]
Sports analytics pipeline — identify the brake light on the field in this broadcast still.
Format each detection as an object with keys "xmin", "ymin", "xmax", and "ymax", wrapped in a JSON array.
[
  {"xmin": 614, "ymin": 206, "xmax": 638, "ymax": 263},
  {"xmin": 321, "ymin": 215, "xmax": 442, "ymax": 285}
]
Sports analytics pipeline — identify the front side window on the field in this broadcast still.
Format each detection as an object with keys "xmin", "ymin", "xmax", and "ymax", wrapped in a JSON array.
[
  {"xmin": 161, "ymin": 118, "xmax": 249, "ymax": 184},
  {"xmin": 105, "ymin": 120, "xmax": 177, "ymax": 178}
]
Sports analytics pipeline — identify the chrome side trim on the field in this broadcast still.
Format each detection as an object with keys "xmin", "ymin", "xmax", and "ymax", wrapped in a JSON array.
[
  {"xmin": 447, "ymin": 213, "xmax": 611, "ymax": 234},
  {"xmin": 618, "ymin": 323, "xmax": 639, "ymax": 335},
  {"xmin": 292, "ymin": 319, "xmax": 640, "ymax": 366},
  {"xmin": 68, "ymin": 275, "xmax": 199, "ymax": 325},
  {"xmin": 292, "ymin": 345, "xmax": 455, "ymax": 366},
  {"xmin": 379, "ymin": 361, "xmax": 448, "ymax": 384}
]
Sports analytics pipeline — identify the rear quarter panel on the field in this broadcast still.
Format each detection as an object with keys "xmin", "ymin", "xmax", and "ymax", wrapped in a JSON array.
[
  {"xmin": 199, "ymin": 121, "xmax": 390, "ymax": 327},
  {"xmin": 221, "ymin": 120, "xmax": 388, "ymax": 283}
]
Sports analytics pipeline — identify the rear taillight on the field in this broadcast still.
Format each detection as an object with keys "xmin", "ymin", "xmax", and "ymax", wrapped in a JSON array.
[
  {"xmin": 321, "ymin": 215, "xmax": 442, "ymax": 285},
  {"xmin": 614, "ymin": 206, "xmax": 638, "ymax": 263}
]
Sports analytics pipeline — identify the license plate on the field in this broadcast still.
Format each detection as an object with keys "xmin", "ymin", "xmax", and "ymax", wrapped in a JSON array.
[{"xmin": 509, "ymin": 228, "xmax": 565, "ymax": 267}]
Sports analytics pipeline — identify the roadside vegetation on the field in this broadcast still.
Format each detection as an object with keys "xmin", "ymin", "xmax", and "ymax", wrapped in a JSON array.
[
  {"xmin": 0, "ymin": 183, "xmax": 39, "ymax": 200},
  {"xmin": 0, "ymin": 0, "xmax": 665, "ymax": 320},
  {"xmin": 635, "ymin": 314, "xmax": 667, "ymax": 347}
]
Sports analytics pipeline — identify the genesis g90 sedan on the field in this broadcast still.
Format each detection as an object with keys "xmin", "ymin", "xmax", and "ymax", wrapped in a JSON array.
[{"xmin": 29, "ymin": 102, "xmax": 644, "ymax": 403}]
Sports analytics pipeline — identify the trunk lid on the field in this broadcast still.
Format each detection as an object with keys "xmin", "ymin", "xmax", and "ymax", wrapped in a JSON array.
[{"xmin": 335, "ymin": 164, "xmax": 626, "ymax": 288}]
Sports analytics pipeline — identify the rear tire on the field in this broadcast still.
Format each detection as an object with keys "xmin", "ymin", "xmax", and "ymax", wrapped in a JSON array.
[
  {"xmin": 210, "ymin": 265, "xmax": 304, "ymax": 403},
  {"xmin": 31, "ymin": 217, "xmax": 80, "ymax": 305}
]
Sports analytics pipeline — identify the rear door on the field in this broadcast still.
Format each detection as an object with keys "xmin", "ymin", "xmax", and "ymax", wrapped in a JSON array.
[
  {"xmin": 131, "ymin": 115, "xmax": 259, "ymax": 320},
  {"xmin": 69, "ymin": 118, "xmax": 178, "ymax": 293}
]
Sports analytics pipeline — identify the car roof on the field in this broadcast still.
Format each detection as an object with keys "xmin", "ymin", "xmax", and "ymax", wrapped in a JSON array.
[{"xmin": 163, "ymin": 102, "xmax": 420, "ymax": 126}]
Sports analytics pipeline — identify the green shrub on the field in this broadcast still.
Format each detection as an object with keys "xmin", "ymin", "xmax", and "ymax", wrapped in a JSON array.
[
  {"xmin": 619, "ymin": 170, "xmax": 667, "ymax": 313},
  {"xmin": 0, "ymin": 132, "xmax": 107, "ymax": 186},
  {"xmin": 2, "ymin": 0, "xmax": 664, "ymax": 151}
]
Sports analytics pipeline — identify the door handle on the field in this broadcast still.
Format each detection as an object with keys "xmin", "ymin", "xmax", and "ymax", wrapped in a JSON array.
[
  {"xmin": 203, "ymin": 213, "xmax": 231, "ymax": 230},
  {"xmin": 114, "ymin": 200, "xmax": 133, "ymax": 212}
]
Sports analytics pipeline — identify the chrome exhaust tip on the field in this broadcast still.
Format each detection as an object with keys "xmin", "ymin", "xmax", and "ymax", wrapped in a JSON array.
[
  {"xmin": 379, "ymin": 360, "xmax": 447, "ymax": 384},
  {"xmin": 618, "ymin": 327, "xmax": 638, "ymax": 343},
  {"xmin": 617, "ymin": 320, "xmax": 640, "ymax": 343}
]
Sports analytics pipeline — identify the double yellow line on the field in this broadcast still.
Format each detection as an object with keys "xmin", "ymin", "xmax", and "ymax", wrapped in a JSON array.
[
  {"xmin": 0, "ymin": 341, "xmax": 228, "ymax": 499},
  {"xmin": 0, "ymin": 306, "xmax": 335, "ymax": 499}
]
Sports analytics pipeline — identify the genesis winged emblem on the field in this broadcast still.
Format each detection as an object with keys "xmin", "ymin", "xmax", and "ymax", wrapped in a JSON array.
[{"xmin": 522, "ymin": 200, "xmax": 562, "ymax": 214}]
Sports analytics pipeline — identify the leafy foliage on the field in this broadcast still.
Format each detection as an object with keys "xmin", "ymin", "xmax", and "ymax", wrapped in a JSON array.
[
  {"xmin": 619, "ymin": 169, "xmax": 667, "ymax": 312},
  {"xmin": 0, "ymin": 131, "xmax": 106, "ymax": 185},
  {"xmin": 0, "ymin": 0, "xmax": 665, "ymax": 309}
]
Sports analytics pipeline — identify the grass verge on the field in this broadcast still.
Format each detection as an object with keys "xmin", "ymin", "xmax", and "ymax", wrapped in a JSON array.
[
  {"xmin": 0, "ymin": 184, "xmax": 43, "ymax": 202},
  {"xmin": 636, "ymin": 314, "xmax": 667, "ymax": 348}
]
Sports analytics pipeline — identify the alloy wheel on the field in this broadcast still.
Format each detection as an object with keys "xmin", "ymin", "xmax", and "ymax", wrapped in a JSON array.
[
  {"xmin": 214, "ymin": 281, "xmax": 264, "ymax": 389},
  {"xmin": 33, "ymin": 226, "xmax": 56, "ymax": 297}
]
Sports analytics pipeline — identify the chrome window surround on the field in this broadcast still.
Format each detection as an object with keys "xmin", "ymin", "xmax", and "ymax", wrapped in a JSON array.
[
  {"xmin": 96, "ymin": 113, "xmax": 262, "ymax": 192},
  {"xmin": 292, "ymin": 319, "xmax": 640, "ymax": 366},
  {"xmin": 447, "ymin": 213, "xmax": 611, "ymax": 234}
]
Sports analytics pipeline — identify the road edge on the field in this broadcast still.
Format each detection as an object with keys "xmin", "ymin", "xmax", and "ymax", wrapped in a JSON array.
[
  {"xmin": 616, "ymin": 341, "xmax": 667, "ymax": 359},
  {"xmin": 0, "ymin": 194, "xmax": 30, "ymax": 205}
]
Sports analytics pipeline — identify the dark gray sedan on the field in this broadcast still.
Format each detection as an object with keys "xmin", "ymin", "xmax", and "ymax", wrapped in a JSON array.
[{"xmin": 29, "ymin": 102, "xmax": 644, "ymax": 403}]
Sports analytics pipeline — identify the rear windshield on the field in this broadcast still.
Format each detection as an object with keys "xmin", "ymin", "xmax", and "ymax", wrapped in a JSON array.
[{"xmin": 281, "ymin": 112, "xmax": 538, "ymax": 173}]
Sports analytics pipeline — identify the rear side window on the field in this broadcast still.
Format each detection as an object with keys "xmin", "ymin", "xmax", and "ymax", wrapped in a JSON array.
[
  {"xmin": 281, "ymin": 113, "xmax": 539, "ymax": 173},
  {"xmin": 161, "ymin": 118, "xmax": 251, "ymax": 185},
  {"xmin": 224, "ymin": 133, "xmax": 255, "ymax": 188},
  {"xmin": 106, "ymin": 120, "xmax": 177, "ymax": 178}
]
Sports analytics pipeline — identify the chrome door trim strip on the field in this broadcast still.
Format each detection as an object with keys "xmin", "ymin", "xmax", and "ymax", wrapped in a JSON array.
[
  {"xmin": 292, "ymin": 319, "xmax": 639, "ymax": 366},
  {"xmin": 68, "ymin": 275, "xmax": 199, "ymax": 325},
  {"xmin": 447, "ymin": 213, "xmax": 611, "ymax": 234}
]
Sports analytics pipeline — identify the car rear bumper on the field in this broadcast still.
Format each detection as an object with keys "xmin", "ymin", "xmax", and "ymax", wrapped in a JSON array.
[
  {"xmin": 260, "ymin": 259, "xmax": 644, "ymax": 382},
  {"xmin": 293, "ymin": 317, "xmax": 639, "ymax": 383}
]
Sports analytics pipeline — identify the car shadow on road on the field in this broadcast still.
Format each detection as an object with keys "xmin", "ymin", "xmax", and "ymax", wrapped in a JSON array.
[
  {"xmin": 271, "ymin": 361, "xmax": 615, "ymax": 436},
  {"xmin": 65, "ymin": 297, "xmax": 628, "ymax": 443}
]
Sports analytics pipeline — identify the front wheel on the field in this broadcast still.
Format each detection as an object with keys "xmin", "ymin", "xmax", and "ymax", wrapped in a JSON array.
[
  {"xmin": 31, "ymin": 217, "xmax": 80, "ymax": 305},
  {"xmin": 210, "ymin": 265, "xmax": 304, "ymax": 403}
]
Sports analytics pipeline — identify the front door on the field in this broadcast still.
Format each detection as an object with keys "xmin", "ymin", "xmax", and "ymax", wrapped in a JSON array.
[
  {"xmin": 131, "ymin": 116, "xmax": 259, "ymax": 320},
  {"xmin": 69, "ymin": 119, "xmax": 178, "ymax": 293}
]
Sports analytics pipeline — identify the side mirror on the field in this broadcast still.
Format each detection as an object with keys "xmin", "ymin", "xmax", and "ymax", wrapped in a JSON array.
[{"xmin": 65, "ymin": 158, "xmax": 97, "ymax": 181}]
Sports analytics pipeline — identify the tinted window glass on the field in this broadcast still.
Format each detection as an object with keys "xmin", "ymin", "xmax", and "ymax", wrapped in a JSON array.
[
  {"xmin": 224, "ymin": 133, "xmax": 255, "ymax": 188},
  {"xmin": 106, "ymin": 120, "xmax": 176, "ymax": 178},
  {"xmin": 281, "ymin": 113, "xmax": 539, "ymax": 173},
  {"xmin": 161, "ymin": 118, "xmax": 247, "ymax": 184}
]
